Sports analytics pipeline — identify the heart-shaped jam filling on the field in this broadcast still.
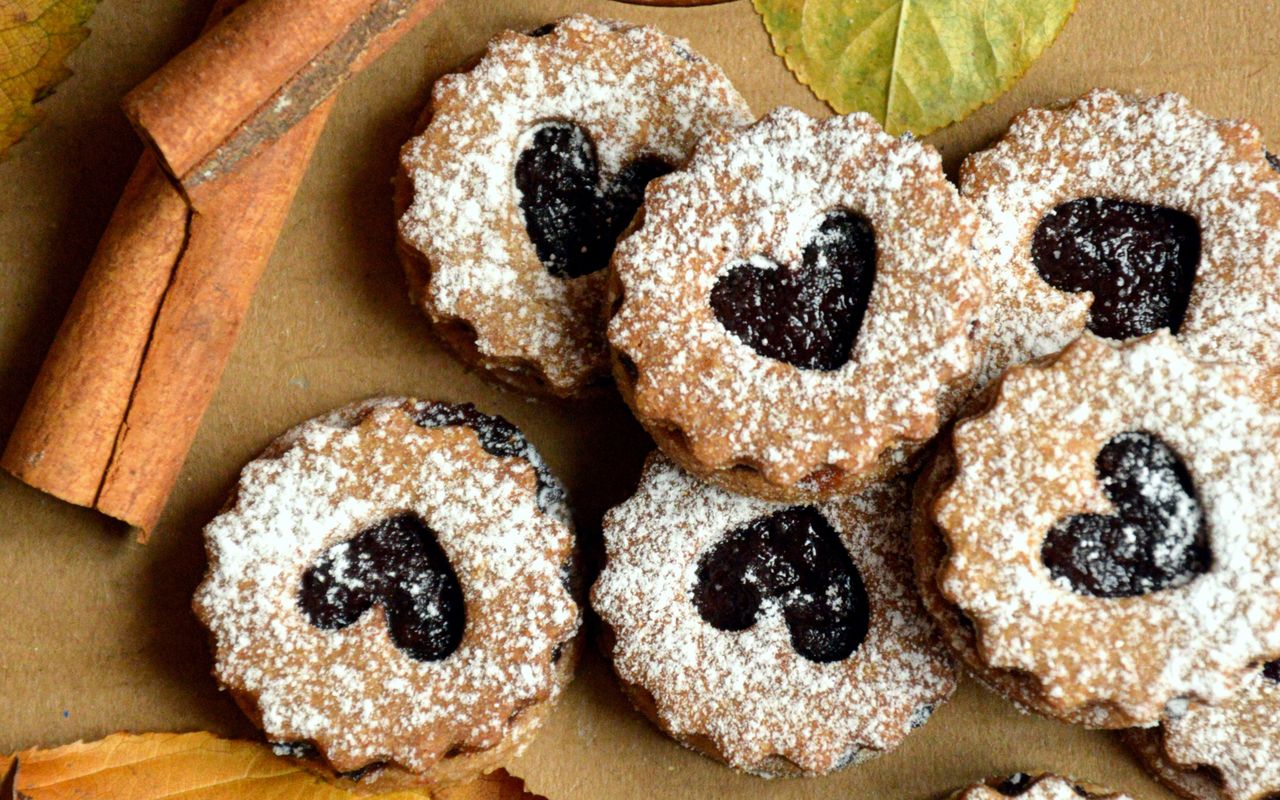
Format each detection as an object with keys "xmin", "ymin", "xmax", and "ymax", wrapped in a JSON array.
[
  {"xmin": 299, "ymin": 512, "xmax": 464, "ymax": 661},
  {"xmin": 710, "ymin": 210, "xmax": 877, "ymax": 371},
  {"xmin": 1042, "ymin": 431, "xmax": 1210, "ymax": 598},
  {"xmin": 515, "ymin": 121, "xmax": 671, "ymax": 279},
  {"xmin": 692, "ymin": 505, "xmax": 869, "ymax": 663},
  {"xmin": 1032, "ymin": 197, "xmax": 1201, "ymax": 340}
]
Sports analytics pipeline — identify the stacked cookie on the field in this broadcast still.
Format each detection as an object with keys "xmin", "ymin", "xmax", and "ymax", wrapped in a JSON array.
[
  {"xmin": 397, "ymin": 14, "xmax": 753, "ymax": 398},
  {"xmin": 594, "ymin": 108, "xmax": 974, "ymax": 772},
  {"xmin": 191, "ymin": 13, "xmax": 1280, "ymax": 796},
  {"xmin": 913, "ymin": 93, "xmax": 1280, "ymax": 800},
  {"xmin": 192, "ymin": 16, "xmax": 756, "ymax": 790}
]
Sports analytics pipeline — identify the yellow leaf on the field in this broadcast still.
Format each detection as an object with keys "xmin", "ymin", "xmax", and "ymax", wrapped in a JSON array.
[
  {"xmin": 753, "ymin": 0, "xmax": 1077, "ymax": 135},
  {"xmin": 5, "ymin": 732, "xmax": 544, "ymax": 799},
  {"xmin": 0, "ymin": 0, "xmax": 97, "ymax": 156}
]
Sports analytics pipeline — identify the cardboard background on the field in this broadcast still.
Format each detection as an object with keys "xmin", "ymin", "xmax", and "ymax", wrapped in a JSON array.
[{"xmin": 1, "ymin": 0, "xmax": 1276, "ymax": 797}]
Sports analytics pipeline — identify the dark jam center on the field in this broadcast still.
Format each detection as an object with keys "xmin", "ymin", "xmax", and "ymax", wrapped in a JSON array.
[
  {"xmin": 412, "ymin": 401, "xmax": 563, "ymax": 515},
  {"xmin": 515, "ymin": 121, "xmax": 671, "ymax": 279},
  {"xmin": 710, "ymin": 210, "xmax": 876, "ymax": 371},
  {"xmin": 1042, "ymin": 431, "xmax": 1210, "ymax": 598},
  {"xmin": 1264, "ymin": 659, "xmax": 1280, "ymax": 684},
  {"xmin": 299, "ymin": 513, "xmax": 464, "ymax": 662},
  {"xmin": 994, "ymin": 775, "xmax": 1095, "ymax": 799},
  {"xmin": 692, "ymin": 506, "xmax": 869, "ymax": 663},
  {"xmin": 994, "ymin": 774, "xmax": 1035, "ymax": 796},
  {"xmin": 1032, "ymin": 197, "xmax": 1201, "ymax": 340}
]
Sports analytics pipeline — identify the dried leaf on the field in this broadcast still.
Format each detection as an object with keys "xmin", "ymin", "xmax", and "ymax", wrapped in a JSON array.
[
  {"xmin": 753, "ymin": 0, "xmax": 1077, "ymax": 135},
  {"xmin": 0, "ymin": 0, "xmax": 97, "ymax": 156},
  {"xmin": 5, "ymin": 732, "xmax": 543, "ymax": 799}
]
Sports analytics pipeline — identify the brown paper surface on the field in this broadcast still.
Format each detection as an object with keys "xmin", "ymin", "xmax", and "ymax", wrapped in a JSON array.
[{"xmin": 0, "ymin": 1, "xmax": 1274, "ymax": 798}]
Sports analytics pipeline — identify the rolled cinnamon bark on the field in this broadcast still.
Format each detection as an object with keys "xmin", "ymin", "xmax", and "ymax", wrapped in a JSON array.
[
  {"xmin": 1, "ymin": 154, "xmax": 187, "ymax": 510},
  {"xmin": 93, "ymin": 103, "xmax": 332, "ymax": 535},
  {"xmin": 2, "ymin": 0, "xmax": 440, "ymax": 537},
  {"xmin": 122, "ymin": 0, "xmax": 442, "ymax": 205}
]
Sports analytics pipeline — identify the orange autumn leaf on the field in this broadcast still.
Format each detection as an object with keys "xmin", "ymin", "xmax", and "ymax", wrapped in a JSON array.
[{"xmin": 4, "ymin": 732, "xmax": 543, "ymax": 799}]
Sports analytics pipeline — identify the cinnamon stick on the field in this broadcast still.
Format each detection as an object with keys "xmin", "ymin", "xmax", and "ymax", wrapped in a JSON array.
[
  {"xmin": 0, "ymin": 1, "xmax": 245, "ymax": 522},
  {"xmin": 1, "ymin": 154, "xmax": 188, "ymax": 509},
  {"xmin": 2, "ymin": 0, "xmax": 439, "ymax": 537},
  {"xmin": 122, "ymin": 0, "xmax": 442, "ymax": 206},
  {"xmin": 92, "ymin": 103, "xmax": 332, "ymax": 535}
]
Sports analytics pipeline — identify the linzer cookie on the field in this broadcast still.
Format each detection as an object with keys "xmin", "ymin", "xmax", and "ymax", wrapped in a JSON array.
[
  {"xmin": 960, "ymin": 89, "xmax": 1280, "ymax": 390},
  {"xmin": 951, "ymin": 773, "xmax": 1132, "ymax": 799},
  {"xmin": 397, "ymin": 15, "xmax": 752, "ymax": 398},
  {"xmin": 1127, "ymin": 659, "xmax": 1280, "ymax": 800},
  {"xmin": 607, "ymin": 107, "xmax": 984, "ymax": 501},
  {"xmin": 192, "ymin": 397, "xmax": 579, "ymax": 790},
  {"xmin": 591, "ymin": 453, "xmax": 955, "ymax": 775},
  {"xmin": 911, "ymin": 443, "xmax": 1131, "ymax": 729},
  {"xmin": 919, "ymin": 332, "xmax": 1280, "ymax": 727}
]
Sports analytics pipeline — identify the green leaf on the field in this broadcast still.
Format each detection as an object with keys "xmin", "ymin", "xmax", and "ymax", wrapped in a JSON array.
[
  {"xmin": 0, "ymin": 0, "xmax": 98, "ymax": 157},
  {"xmin": 753, "ymin": 0, "xmax": 1078, "ymax": 135}
]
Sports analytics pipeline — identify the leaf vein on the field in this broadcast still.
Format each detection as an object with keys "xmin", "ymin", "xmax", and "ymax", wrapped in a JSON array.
[{"xmin": 885, "ymin": 0, "xmax": 910, "ymax": 127}]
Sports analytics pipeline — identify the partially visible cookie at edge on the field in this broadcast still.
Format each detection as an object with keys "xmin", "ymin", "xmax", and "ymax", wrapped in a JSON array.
[
  {"xmin": 1126, "ymin": 659, "xmax": 1280, "ymax": 800},
  {"xmin": 951, "ymin": 772, "xmax": 1133, "ymax": 799},
  {"xmin": 960, "ymin": 89, "xmax": 1280, "ymax": 397},
  {"xmin": 924, "ymin": 332, "xmax": 1280, "ymax": 727}
]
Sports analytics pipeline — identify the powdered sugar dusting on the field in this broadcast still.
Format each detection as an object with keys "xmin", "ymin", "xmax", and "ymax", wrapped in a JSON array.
[
  {"xmin": 193, "ymin": 397, "xmax": 579, "ymax": 775},
  {"xmin": 912, "ymin": 449, "xmax": 1140, "ymax": 729},
  {"xmin": 398, "ymin": 15, "xmax": 752, "ymax": 393},
  {"xmin": 608, "ymin": 107, "xmax": 983, "ymax": 487},
  {"xmin": 955, "ymin": 774, "xmax": 1132, "ymax": 800},
  {"xmin": 962, "ymin": 89, "xmax": 1280, "ymax": 388},
  {"xmin": 591, "ymin": 453, "xmax": 955, "ymax": 774},
  {"xmin": 1160, "ymin": 662, "xmax": 1280, "ymax": 800},
  {"xmin": 936, "ymin": 332, "xmax": 1280, "ymax": 722}
]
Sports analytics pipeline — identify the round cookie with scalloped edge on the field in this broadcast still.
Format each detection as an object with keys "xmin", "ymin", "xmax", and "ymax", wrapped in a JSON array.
[
  {"xmin": 193, "ymin": 397, "xmax": 579, "ymax": 790},
  {"xmin": 960, "ymin": 89, "xmax": 1280, "ymax": 395},
  {"xmin": 592, "ymin": 452, "xmax": 955, "ymax": 775},
  {"xmin": 607, "ymin": 107, "xmax": 984, "ymax": 500},
  {"xmin": 929, "ymin": 331, "xmax": 1280, "ymax": 727},
  {"xmin": 397, "ymin": 15, "xmax": 752, "ymax": 399}
]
